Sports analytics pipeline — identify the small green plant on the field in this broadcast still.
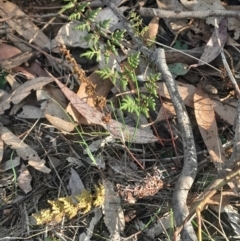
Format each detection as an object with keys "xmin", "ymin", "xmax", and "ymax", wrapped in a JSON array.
[
  {"xmin": 62, "ymin": 0, "xmax": 159, "ymax": 117},
  {"xmin": 0, "ymin": 70, "xmax": 8, "ymax": 89}
]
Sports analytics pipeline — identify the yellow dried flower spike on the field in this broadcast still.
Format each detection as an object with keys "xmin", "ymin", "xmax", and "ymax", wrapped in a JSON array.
[
  {"xmin": 32, "ymin": 185, "xmax": 105, "ymax": 225},
  {"xmin": 75, "ymin": 189, "xmax": 92, "ymax": 213},
  {"xmin": 93, "ymin": 184, "xmax": 105, "ymax": 207},
  {"xmin": 59, "ymin": 196, "xmax": 78, "ymax": 218},
  {"xmin": 32, "ymin": 209, "xmax": 53, "ymax": 225}
]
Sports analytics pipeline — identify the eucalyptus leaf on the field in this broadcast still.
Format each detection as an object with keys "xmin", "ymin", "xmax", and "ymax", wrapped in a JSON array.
[{"xmin": 168, "ymin": 63, "xmax": 189, "ymax": 76}]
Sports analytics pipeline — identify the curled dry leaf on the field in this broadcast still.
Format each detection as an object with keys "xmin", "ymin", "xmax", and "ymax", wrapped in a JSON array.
[
  {"xmin": 0, "ymin": 126, "xmax": 51, "ymax": 173},
  {"xmin": 52, "ymin": 76, "xmax": 158, "ymax": 143},
  {"xmin": 156, "ymin": 0, "xmax": 187, "ymax": 34},
  {"xmin": 0, "ymin": 0, "xmax": 50, "ymax": 48},
  {"xmin": 0, "ymin": 77, "xmax": 53, "ymax": 114},
  {"xmin": 144, "ymin": 16, "xmax": 159, "ymax": 42},
  {"xmin": 193, "ymin": 85, "xmax": 226, "ymax": 169},
  {"xmin": 17, "ymin": 164, "xmax": 32, "ymax": 194}
]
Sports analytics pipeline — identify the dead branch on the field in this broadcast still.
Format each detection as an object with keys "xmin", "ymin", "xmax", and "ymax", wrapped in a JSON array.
[
  {"xmin": 140, "ymin": 8, "xmax": 240, "ymax": 19},
  {"xmin": 150, "ymin": 49, "xmax": 198, "ymax": 241}
]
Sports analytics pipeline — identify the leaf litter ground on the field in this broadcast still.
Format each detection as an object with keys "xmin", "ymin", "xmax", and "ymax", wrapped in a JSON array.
[{"xmin": 0, "ymin": 0, "xmax": 240, "ymax": 240}]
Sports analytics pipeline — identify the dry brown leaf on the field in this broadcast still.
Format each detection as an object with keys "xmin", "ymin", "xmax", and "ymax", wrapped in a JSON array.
[
  {"xmin": 193, "ymin": 85, "xmax": 226, "ymax": 169},
  {"xmin": 156, "ymin": 101, "xmax": 176, "ymax": 122},
  {"xmin": 79, "ymin": 208, "xmax": 102, "ymax": 241},
  {"xmin": 21, "ymin": 61, "xmax": 49, "ymax": 78},
  {"xmin": 17, "ymin": 164, "xmax": 32, "ymax": 194},
  {"xmin": 52, "ymin": 76, "xmax": 158, "ymax": 143},
  {"xmin": 38, "ymin": 85, "xmax": 76, "ymax": 132},
  {"xmin": 12, "ymin": 66, "xmax": 35, "ymax": 80},
  {"xmin": 0, "ymin": 0, "xmax": 50, "ymax": 47},
  {"xmin": 0, "ymin": 77, "xmax": 53, "ymax": 114},
  {"xmin": 67, "ymin": 73, "xmax": 113, "ymax": 125},
  {"xmin": 211, "ymin": 96, "xmax": 235, "ymax": 125},
  {"xmin": 43, "ymin": 100, "xmax": 76, "ymax": 133},
  {"xmin": 0, "ymin": 43, "xmax": 21, "ymax": 61},
  {"xmin": 0, "ymin": 52, "xmax": 33, "ymax": 70},
  {"xmin": 0, "ymin": 126, "xmax": 51, "ymax": 173},
  {"xmin": 67, "ymin": 82, "xmax": 93, "ymax": 125},
  {"xmin": 90, "ymin": 72, "xmax": 113, "ymax": 98},
  {"xmin": 144, "ymin": 16, "xmax": 159, "ymax": 41},
  {"xmin": 102, "ymin": 179, "xmax": 125, "ymax": 239},
  {"xmin": 7, "ymin": 33, "xmax": 33, "ymax": 52},
  {"xmin": 158, "ymin": 82, "xmax": 236, "ymax": 125},
  {"xmin": 158, "ymin": 81, "xmax": 196, "ymax": 108}
]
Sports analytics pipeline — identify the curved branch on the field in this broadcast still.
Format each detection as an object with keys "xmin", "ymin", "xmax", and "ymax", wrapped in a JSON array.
[{"xmin": 150, "ymin": 49, "xmax": 198, "ymax": 241}]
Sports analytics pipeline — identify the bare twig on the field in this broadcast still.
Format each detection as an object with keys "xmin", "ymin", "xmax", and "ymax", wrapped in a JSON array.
[
  {"xmin": 140, "ymin": 8, "xmax": 240, "ymax": 19},
  {"xmin": 150, "ymin": 49, "xmax": 198, "ymax": 241}
]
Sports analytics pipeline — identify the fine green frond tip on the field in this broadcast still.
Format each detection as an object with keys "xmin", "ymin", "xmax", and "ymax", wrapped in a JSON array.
[
  {"xmin": 85, "ymin": 7, "xmax": 101, "ymax": 22},
  {"xmin": 62, "ymin": 2, "xmax": 75, "ymax": 10},
  {"xmin": 128, "ymin": 52, "xmax": 141, "ymax": 69},
  {"xmin": 77, "ymin": 2, "xmax": 90, "ymax": 12}
]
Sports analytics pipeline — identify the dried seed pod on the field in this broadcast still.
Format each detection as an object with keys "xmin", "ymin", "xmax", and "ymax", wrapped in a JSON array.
[{"xmin": 204, "ymin": 84, "xmax": 218, "ymax": 95}]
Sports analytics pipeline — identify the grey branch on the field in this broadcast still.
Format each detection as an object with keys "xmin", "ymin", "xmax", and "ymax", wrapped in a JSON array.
[
  {"xmin": 140, "ymin": 8, "xmax": 240, "ymax": 19},
  {"xmin": 150, "ymin": 49, "xmax": 198, "ymax": 241}
]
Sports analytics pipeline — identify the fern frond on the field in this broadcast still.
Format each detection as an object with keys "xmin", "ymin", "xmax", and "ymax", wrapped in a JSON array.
[
  {"xmin": 77, "ymin": 2, "xmax": 90, "ymax": 12},
  {"xmin": 85, "ymin": 7, "xmax": 101, "ymax": 22},
  {"xmin": 62, "ymin": 1, "xmax": 75, "ymax": 10}
]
